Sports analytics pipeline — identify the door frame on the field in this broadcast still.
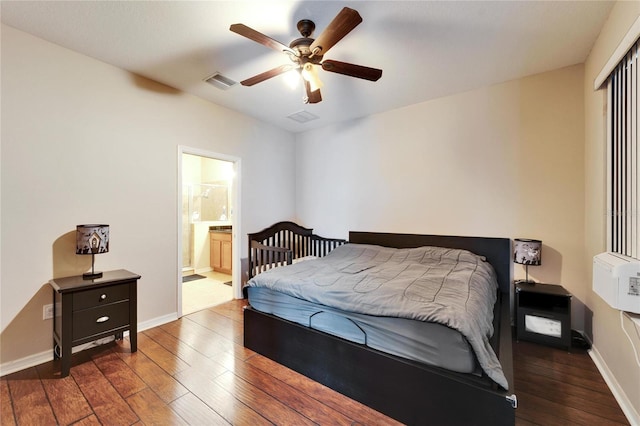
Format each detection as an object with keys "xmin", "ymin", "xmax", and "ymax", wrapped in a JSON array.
[{"xmin": 177, "ymin": 145, "xmax": 242, "ymax": 318}]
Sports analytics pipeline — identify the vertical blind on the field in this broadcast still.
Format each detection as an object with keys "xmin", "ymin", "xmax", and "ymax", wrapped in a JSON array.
[{"xmin": 608, "ymin": 39, "xmax": 639, "ymax": 257}]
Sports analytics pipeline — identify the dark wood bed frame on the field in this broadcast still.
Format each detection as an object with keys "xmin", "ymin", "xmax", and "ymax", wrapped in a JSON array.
[{"xmin": 244, "ymin": 226, "xmax": 516, "ymax": 425}]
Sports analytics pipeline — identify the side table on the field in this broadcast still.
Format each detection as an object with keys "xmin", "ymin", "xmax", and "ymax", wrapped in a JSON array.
[
  {"xmin": 49, "ymin": 269, "xmax": 140, "ymax": 377},
  {"xmin": 516, "ymin": 282, "xmax": 572, "ymax": 351}
]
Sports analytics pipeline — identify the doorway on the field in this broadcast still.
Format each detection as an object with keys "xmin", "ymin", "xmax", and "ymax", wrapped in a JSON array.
[{"xmin": 178, "ymin": 147, "xmax": 241, "ymax": 317}]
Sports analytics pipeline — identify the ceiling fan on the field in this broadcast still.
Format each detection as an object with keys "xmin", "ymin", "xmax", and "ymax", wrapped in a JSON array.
[{"xmin": 230, "ymin": 7, "xmax": 382, "ymax": 104}]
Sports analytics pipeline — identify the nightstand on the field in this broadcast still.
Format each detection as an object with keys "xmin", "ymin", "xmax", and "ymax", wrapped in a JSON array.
[
  {"xmin": 515, "ymin": 282, "xmax": 572, "ymax": 351},
  {"xmin": 49, "ymin": 269, "xmax": 140, "ymax": 377}
]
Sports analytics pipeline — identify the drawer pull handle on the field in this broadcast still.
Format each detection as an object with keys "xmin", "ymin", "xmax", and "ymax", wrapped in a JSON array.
[
  {"xmin": 100, "ymin": 294, "xmax": 107, "ymax": 301},
  {"xmin": 96, "ymin": 316, "xmax": 110, "ymax": 323}
]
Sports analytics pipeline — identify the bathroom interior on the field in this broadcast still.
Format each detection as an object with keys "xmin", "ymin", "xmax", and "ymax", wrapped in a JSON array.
[{"xmin": 181, "ymin": 153, "xmax": 234, "ymax": 315}]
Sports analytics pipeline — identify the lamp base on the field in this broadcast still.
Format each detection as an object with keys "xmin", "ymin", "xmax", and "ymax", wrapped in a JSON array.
[
  {"xmin": 82, "ymin": 271, "xmax": 103, "ymax": 280},
  {"xmin": 515, "ymin": 279, "xmax": 536, "ymax": 285}
]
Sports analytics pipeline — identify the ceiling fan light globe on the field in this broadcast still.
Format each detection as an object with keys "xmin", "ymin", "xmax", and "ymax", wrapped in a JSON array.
[
  {"xmin": 284, "ymin": 69, "xmax": 300, "ymax": 90},
  {"xmin": 302, "ymin": 63, "xmax": 323, "ymax": 91}
]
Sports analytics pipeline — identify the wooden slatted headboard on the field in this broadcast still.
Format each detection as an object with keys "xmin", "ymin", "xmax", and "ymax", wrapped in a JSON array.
[{"xmin": 247, "ymin": 221, "xmax": 346, "ymax": 279}]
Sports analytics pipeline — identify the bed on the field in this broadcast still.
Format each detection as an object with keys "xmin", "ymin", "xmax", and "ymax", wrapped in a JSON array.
[{"xmin": 244, "ymin": 224, "xmax": 516, "ymax": 425}]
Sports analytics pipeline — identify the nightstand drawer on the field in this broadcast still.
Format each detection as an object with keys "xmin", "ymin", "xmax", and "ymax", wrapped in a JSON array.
[
  {"xmin": 72, "ymin": 301, "xmax": 130, "ymax": 341},
  {"xmin": 517, "ymin": 307, "xmax": 570, "ymax": 345},
  {"xmin": 73, "ymin": 283, "xmax": 130, "ymax": 311}
]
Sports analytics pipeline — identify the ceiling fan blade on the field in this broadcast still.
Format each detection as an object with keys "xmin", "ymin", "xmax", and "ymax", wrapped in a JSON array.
[
  {"xmin": 240, "ymin": 64, "xmax": 295, "ymax": 86},
  {"xmin": 321, "ymin": 60, "xmax": 382, "ymax": 81},
  {"xmin": 230, "ymin": 23, "xmax": 298, "ymax": 56},
  {"xmin": 304, "ymin": 80, "xmax": 322, "ymax": 104},
  {"xmin": 309, "ymin": 7, "xmax": 362, "ymax": 56}
]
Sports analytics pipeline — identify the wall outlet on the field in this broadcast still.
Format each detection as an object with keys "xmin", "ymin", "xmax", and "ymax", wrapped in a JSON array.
[{"xmin": 43, "ymin": 304, "xmax": 54, "ymax": 320}]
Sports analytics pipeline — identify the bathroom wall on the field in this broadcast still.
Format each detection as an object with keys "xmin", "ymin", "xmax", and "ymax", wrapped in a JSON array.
[{"xmin": 182, "ymin": 154, "xmax": 234, "ymax": 274}]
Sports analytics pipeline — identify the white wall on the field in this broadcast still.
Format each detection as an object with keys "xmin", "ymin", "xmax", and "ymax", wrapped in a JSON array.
[
  {"xmin": 296, "ymin": 64, "xmax": 586, "ymax": 327},
  {"xmin": 584, "ymin": 2, "xmax": 640, "ymax": 421},
  {"xmin": 0, "ymin": 25, "xmax": 296, "ymax": 366}
]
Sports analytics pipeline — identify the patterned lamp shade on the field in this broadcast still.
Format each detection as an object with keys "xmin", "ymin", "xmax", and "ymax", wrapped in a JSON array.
[
  {"xmin": 76, "ymin": 224, "xmax": 109, "ymax": 279},
  {"xmin": 513, "ymin": 238, "xmax": 542, "ymax": 265},
  {"xmin": 514, "ymin": 238, "xmax": 541, "ymax": 284}
]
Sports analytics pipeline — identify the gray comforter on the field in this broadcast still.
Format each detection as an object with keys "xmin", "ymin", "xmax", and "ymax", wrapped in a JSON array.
[{"xmin": 245, "ymin": 243, "xmax": 508, "ymax": 389}]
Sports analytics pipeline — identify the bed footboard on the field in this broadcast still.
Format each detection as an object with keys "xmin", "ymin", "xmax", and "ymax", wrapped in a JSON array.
[
  {"xmin": 247, "ymin": 221, "xmax": 346, "ymax": 279},
  {"xmin": 244, "ymin": 304, "xmax": 516, "ymax": 425}
]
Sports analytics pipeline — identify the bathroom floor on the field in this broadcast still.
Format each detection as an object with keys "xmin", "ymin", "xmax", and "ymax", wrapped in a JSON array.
[{"xmin": 182, "ymin": 270, "xmax": 233, "ymax": 315}]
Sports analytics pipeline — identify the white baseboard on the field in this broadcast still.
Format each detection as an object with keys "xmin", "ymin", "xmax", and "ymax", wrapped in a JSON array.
[
  {"xmin": 138, "ymin": 312, "xmax": 178, "ymax": 332},
  {"xmin": 589, "ymin": 345, "xmax": 640, "ymax": 426},
  {"xmin": 195, "ymin": 266, "xmax": 213, "ymax": 275},
  {"xmin": 0, "ymin": 349, "xmax": 52, "ymax": 377},
  {"xmin": 0, "ymin": 312, "xmax": 179, "ymax": 378}
]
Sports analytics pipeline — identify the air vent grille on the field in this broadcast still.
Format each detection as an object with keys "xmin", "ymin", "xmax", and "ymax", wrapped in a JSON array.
[
  {"xmin": 204, "ymin": 72, "xmax": 237, "ymax": 90},
  {"xmin": 287, "ymin": 110, "xmax": 319, "ymax": 123}
]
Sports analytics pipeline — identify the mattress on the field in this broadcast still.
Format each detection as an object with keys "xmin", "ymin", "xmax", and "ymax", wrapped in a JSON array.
[{"xmin": 247, "ymin": 286, "xmax": 481, "ymax": 375}]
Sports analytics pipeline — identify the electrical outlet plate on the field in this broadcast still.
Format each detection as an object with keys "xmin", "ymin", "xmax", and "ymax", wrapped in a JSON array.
[{"xmin": 43, "ymin": 304, "xmax": 54, "ymax": 320}]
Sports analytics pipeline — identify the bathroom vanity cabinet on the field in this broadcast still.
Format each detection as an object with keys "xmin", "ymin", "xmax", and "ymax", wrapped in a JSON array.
[{"xmin": 210, "ymin": 229, "xmax": 232, "ymax": 274}]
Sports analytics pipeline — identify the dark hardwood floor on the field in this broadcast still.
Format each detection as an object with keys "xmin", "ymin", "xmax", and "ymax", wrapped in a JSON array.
[
  {"xmin": 1, "ymin": 299, "xmax": 630, "ymax": 425},
  {"xmin": 513, "ymin": 341, "xmax": 629, "ymax": 425}
]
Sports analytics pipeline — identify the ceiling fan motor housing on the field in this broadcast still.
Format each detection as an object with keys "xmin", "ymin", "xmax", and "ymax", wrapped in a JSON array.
[
  {"xmin": 289, "ymin": 19, "xmax": 324, "ymax": 64},
  {"xmin": 289, "ymin": 38, "xmax": 323, "ymax": 64}
]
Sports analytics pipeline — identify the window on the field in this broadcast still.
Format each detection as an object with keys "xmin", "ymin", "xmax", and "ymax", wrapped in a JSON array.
[{"xmin": 606, "ymin": 38, "xmax": 639, "ymax": 257}]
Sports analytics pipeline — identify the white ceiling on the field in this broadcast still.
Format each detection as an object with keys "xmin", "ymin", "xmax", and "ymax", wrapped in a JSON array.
[{"xmin": 1, "ymin": 1, "xmax": 614, "ymax": 133}]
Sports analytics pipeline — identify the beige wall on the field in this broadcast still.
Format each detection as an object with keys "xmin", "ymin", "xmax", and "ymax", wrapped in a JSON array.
[
  {"xmin": 0, "ymin": 25, "xmax": 296, "ymax": 369},
  {"xmin": 584, "ymin": 2, "xmax": 640, "ymax": 420},
  {"xmin": 296, "ymin": 64, "xmax": 586, "ymax": 325}
]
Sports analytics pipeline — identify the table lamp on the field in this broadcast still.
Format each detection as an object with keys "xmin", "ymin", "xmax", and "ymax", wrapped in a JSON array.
[
  {"xmin": 514, "ymin": 238, "xmax": 541, "ymax": 284},
  {"xmin": 76, "ymin": 224, "xmax": 109, "ymax": 279}
]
